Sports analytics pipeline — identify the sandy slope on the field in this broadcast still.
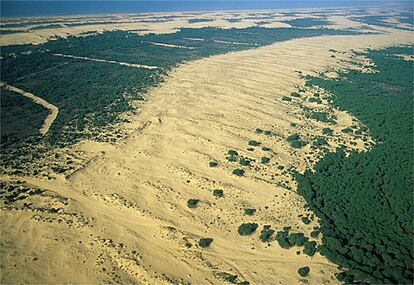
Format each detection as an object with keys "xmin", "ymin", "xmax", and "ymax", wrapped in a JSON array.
[{"xmin": 1, "ymin": 18, "xmax": 413, "ymax": 285}]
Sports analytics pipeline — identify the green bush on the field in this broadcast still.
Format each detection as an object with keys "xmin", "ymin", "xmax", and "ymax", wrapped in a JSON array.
[
  {"xmin": 261, "ymin": 157, "xmax": 270, "ymax": 164},
  {"xmin": 288, "ymin": 232, "xmax": 308, "ymax": 247},
  {"xmin": 310, "ymin": 229, "xmax": 320, "ymax": 238},
  {"xmin": 264, "ymin": 130, "xmax": 273, "ymax": 136},
  {"xmin": 187, "ymin": 199, "xmax": 200, "ymax": 208},
  {"xmin": 342, "ymin": 127, "xmax": 353, "ymax": 133},
  {"xmin": 233, "ymin": 168, "xmax": 245, "ymax": 176},
  {"xmin": 282, "ymin": 96, "xmax": 292, "ymax": 102},
  {"xmin": 261, "ymin": 146, "xmax": 271, "ymax": 151},
  {"xmin": 209, "ymin": 161, "xmax": 218, "ymax": 167},
  {"xmin": 199, "ymin": 238, "xmax": 214, "ymax": 248},
  {"xmin": 239, "ymin": 157, "xmax": 252, "ymax": 166},
  {"xmin": 322, "ymin": 127, "xmax": 334, "ymax": 136},
  {"xmin": 298, "ymin": 266, "xmax": 310, "ymax": 277},
  {"xmin": 213, "ymin": 189, "xmax": 224, "ymax": 197},
  {"xmin": 238, "ymin": 223, "xmax": 258, "ymax": 235},
  {"xmin": 275, "ymin": 230, "xmax": 292, "ymax": 249},
  {"xmin": 228, "ymin": 149, "xmax": 238, "ymax": 156},
  {"xmin": 313, "ymin": 137, "xmax": 328, "ymax": 147},
  {"xmin": 255, "ymin": 128, "xmax": 263, "ymax": 133},
  {"xmin": 303, "ymin": 241, "xmax": 317, "ymax": 256},
  {"xmin": 309, "ymin": 97, "xmax": 322, "ymax": 104},
  {"xmin": 248, "ymin": 140, "xmax": 261, "ymax": 146},
  {"xmin": 287, "ymin": 133, "xmax": 300, "ymax": 142},
  {"xmin": 259, "ymin": 225, "xmax": 275, "ymax": 242},
  {"xmin": 291, "ymin": 92, "xmax": 301, "ymax": 97},
  {"xmin": 301, "ymin": 216, "xmax": 311, "ymax": 225},
  {"xmin": 227, "ymin": 155, "xmax": 238, "ymax": 162},
  {"xmin": 244, "ymin": 208, "xmax": 256, "ymax": 215}
]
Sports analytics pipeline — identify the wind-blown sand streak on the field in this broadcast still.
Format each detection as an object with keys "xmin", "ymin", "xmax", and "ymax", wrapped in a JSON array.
[
  {"xmin": 1, "ymin": 82, "xmax": 59, "ymax": 135},
  {"xmin": 53, "ymin": 53, "xmax": 159, "ymax": 69}
]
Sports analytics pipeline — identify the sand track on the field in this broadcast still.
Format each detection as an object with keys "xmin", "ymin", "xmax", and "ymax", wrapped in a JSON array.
[
  {"xmin": 1, "ymin": 82, "xmax": 59, "ymax": 135},
  {"xmin": 53, "ymin": 53, "xmax": 159, "ymax": 69},
  {"xmin": 1, "ymin": 23, "xmax": 413, "ymax": 285}
]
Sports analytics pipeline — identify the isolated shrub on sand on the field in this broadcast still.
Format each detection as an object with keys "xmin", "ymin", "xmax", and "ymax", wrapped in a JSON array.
[
  {"xmin": 228, "ymin": 149, "xmax": 238, "ymax": 156},
  {"xmin": 261, "ymin": 157, "xmax": 270, "ymax": 164},
  {"xmin": 233, "ymin": 168, "xmax": 245, "ymax": 176},
  {"xmin": 238, "ymin": 223, "xmax": 258, "ymax": 235},
  {"xmin": 244, "ymin": 208, "xmax": 256, "ymax": 215},
  {"xmin": 239, "ymin": 157, "xmax": 252, "ymax": 166},
  {"xmin": 282, "ymin": 96, "xmax": 292, "ymax": 102},
  {"xmin": 298, "ymin": 266, "xmax": 310, "ymax": 277},
  {"xmin": 248, "ymin": 140, "xmax": 261, "ymax": 146},
  {"xmin": 213, "ymin": 189, "xmax": 224, "ymax": 197},
  {"xmin": 187, "ymin": 199, "xmax": 200, "ymax": 208},
  {"xmin": 209, "ymin": 161, "xmax": 218, "ymax": 167},
  {"xmin": 199, "ymin": 238, "xmax": 214, "ymax": 248}
]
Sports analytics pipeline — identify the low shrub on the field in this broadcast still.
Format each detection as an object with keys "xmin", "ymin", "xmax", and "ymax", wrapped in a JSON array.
[
  {"xmin": 240, "ymin": 157, "xmax": 252, "ymax": 166},
  {"xmin": 187, "ymin": 199, "xmax": 200, "ymax": 208},
  {"xmin": 238, "ymin": 223, "xmax": 258, "ymax": 235},
  {"xmin": 213, "ymin": 189, "xmax": 224, "ymax": 197},
  {"xmin": 322, "ymin": 127, "xmax": 334, "ymax": 136},
  {"xmin": 303, "ymin": 241, "xmax": 317, "ymax": 256},
  {"xmin": 228, "ymin": 149, "xmax": 238, "ymax": 156},
  {"xmin": 261, "ymin": 157, "xmax": 270, "ymax": 164},
  {"xmin": 199, "ymin": 238, "xmax": 214, "ymax": 248},
  {"xmin": 288, "ymin": 232, "xmax": 308, "ymax": 247},
  {"xmin": 244, "ymin": 208, "xmax": 256, "ymax": 215},
  {"xmin": 209, "ymin": 161, "xmax": 218, "ymax": 167},
  {"xmin": 233, "ymin": 168, "xmax": 245, "ymax": 176},
  {"xmin": 301, "ymin": 216, "xmax": 311, "ymax": 225},
  {"xmin": 248, "ymin": 140, "xmax": 261, "ymax": 146},
  {"xmin": 259, "ymin": 225, "xmax": 275, "ymax": 242},
  {"xmin": 298, "ymin": 266, "xmax": 310, "ymax": 277}
]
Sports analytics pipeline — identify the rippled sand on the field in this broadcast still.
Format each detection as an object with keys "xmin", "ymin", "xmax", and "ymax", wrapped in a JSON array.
[{"xmin": 1, "ymin": 10, "xmax": 413, "ymax": 284}]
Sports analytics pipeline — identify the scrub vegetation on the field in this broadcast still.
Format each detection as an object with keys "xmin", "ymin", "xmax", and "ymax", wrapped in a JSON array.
[
  {"xmin": 293, "ymin": 46, "xmax": 413, "ymax": 284},
  {"xmin": 0, "ymin": 26, "xmax": 359, "ymax": 176}
]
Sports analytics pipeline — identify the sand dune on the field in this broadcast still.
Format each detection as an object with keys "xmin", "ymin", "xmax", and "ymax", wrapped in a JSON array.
[
  {"xmin": 1, "ymin": 12, "xmax": 413, "ymax": 285},
  {"xmin": 2, "ymin": 26, "xmax": 410, "ymax": 284}
]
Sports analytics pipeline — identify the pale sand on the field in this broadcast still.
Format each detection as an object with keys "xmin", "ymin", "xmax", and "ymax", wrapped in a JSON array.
[
  {"xmin": 1, "ymin": 12, "xmax": 413, "ymax": 285},
  {"xmin": 0, "ymin": 9, "xmax": 377, "ymax": 46},
  {"xmin": 1, "ymin": 82, "xmax": 59, "ymax": 135},
  {"xmin": 53, "ymin": 53, "xmax": 159, "ymax": 69}
]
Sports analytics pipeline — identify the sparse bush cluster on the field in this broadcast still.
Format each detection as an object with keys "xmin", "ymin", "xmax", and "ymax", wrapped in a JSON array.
[{"xmin": 286, "ymin": 133, "xmax": 307, "ymax": 148}]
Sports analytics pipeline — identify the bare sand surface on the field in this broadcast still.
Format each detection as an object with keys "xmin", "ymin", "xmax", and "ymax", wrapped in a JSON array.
[
  {"xmin": 1, "ymin": 11, "xmax": 413, "ymax": 285},
  {"xmin": 0, "ymin": 8, "xmax": 380, "ymax": 46},
  {"xmin": 53, "ymin": 53, "xmax": 159, "ymax": 69},
  {"xmin": 0, "ymin": 82, "xmax": 59, "ymax": 135}
]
